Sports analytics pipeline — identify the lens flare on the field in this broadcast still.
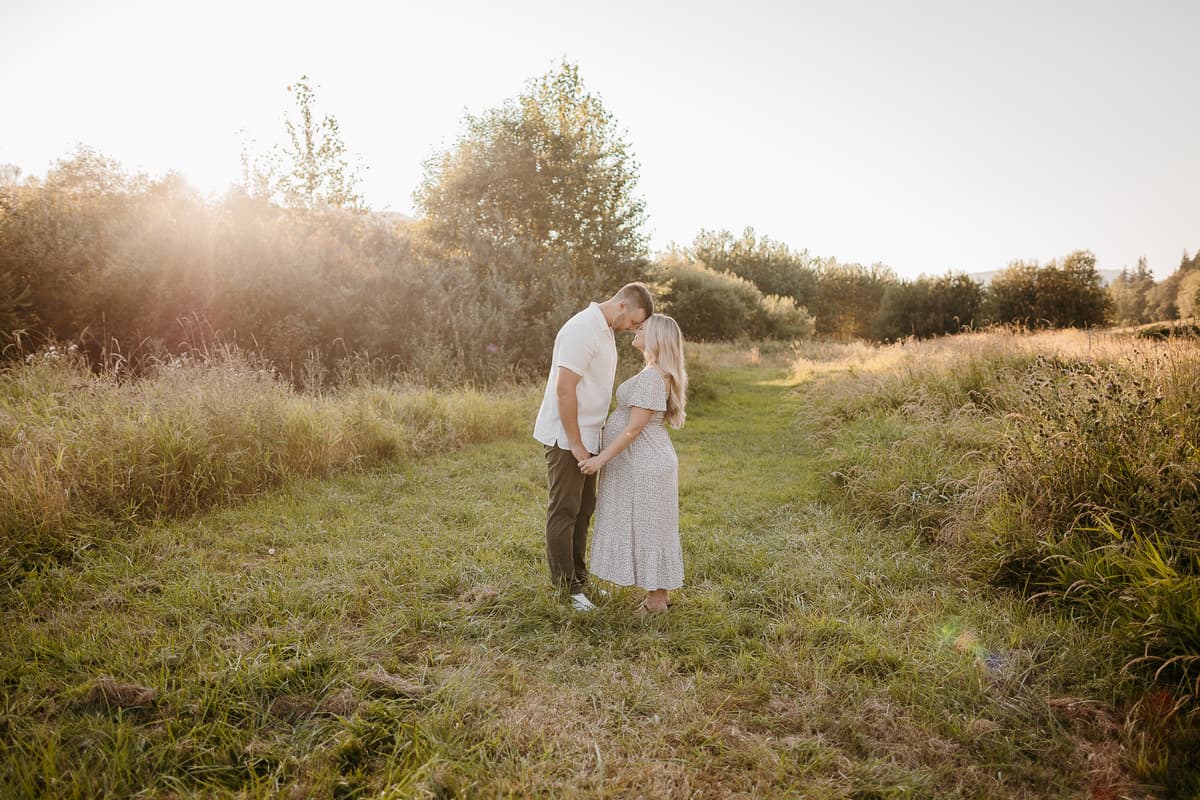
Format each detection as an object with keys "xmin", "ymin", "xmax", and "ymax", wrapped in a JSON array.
[{"xmin": 938, "ymin": 618, "xmax": 1006, "ymax": 676}]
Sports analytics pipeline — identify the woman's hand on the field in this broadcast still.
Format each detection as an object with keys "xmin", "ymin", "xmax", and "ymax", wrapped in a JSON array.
[{"xmin": 578, "ymin": 454, "xmax": 607, "ymax": 475}]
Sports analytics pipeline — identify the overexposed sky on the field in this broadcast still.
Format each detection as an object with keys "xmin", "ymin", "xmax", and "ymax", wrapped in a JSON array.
[{"xmin": 3, "ymin": 0, "xmax": 1197, "ymax": 279}]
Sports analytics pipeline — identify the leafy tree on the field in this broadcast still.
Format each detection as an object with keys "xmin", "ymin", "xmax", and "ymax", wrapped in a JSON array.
[
  {"xmin": 0, "ymin": 147, "xmax": 146, "ymax": 345},
  {"xmin": 810, "ymin": 260, "xmax": 896, "ymax": 340},
  {"xmin": 0, "ymin": 270, "xmax": 28, "ymax": 339},
  {"xmin": 985, "ymin": 251, "xmax": 1109, "ymax": 328},
  {"xmin": 1177, "ymin": 271, "xmax": 1200, "ymax": 319},
  {"xmin": 657, "ymin": 251, "xmax": 813, "ymax": 341},
  {"xmin": 1035, "ymin": 250, "xmax": 1110, "ymax": 327},
  {"xmin": 0, "ymin": 166, "xmax": 28, "ymax": 338},
  {"xmin": 1108, "ymin": 257, "xmax": 1156, "ymax": 326},
  {"xmin": 417, "ymin": 60, "xmax": 648, "ymax": 299},
  {"xmin": 685, "ymin": 227, "xmax": 888, "ymax": 340},
  {"xmin": 689, "ymin": 227, "xmax": 818, "ymax": 302},
  {"xmin": 753, "ymin": 292, "xmax": 815, "ymax": 340},
  {"xmin": 0, "ymin": 164, "xmax": 20, "ymax": 188},
  {"xmin": 984, "ymin": 262, "xmax": 1040, "ymax": 326},
  {"xmin": 242, "ymin": 76, "xmax": 364, "ymax": 211},
  {"xmin": 874, "ymin": 273, "xmax": 983, "ymax": 341},
  {"xmin": 657, "ymin": 252, "xmax": 759, "ymax": 341},
  {"xmin": 1147, "ymin": 249, "xmax": 1200, "ymax": 321}
]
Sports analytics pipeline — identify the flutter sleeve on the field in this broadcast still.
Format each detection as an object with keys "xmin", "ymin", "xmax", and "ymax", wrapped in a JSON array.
[{"xmin": 628, "ymin": 369, "xmax": 668, "ymax": 412}]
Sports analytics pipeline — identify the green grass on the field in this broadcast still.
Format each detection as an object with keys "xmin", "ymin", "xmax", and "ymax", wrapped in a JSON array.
[
  {"xmin": 0, "ymin": 342, "xmax": 1162, "ymax": 798},
  {"xmin": 790, "ymin": 330, "xmax": 1200, "ymax": 796},
  {"xmin": 0, "ymin": 349, "xmax": 537, "ymax": 583}
]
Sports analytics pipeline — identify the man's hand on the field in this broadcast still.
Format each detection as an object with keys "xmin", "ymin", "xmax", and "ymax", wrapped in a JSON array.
[
  {"xmin": 578, "ymin": 454, "xmax": 606, "ymax": 475},
  {"xmin": 570, "ymin": 442, "xmax": 591, "ymax": 464}
]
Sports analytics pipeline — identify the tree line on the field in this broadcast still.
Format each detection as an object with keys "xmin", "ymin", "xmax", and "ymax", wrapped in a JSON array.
[{"xmin": 2, "ymin": 63, "xmax": 1197, "ymax": 384}]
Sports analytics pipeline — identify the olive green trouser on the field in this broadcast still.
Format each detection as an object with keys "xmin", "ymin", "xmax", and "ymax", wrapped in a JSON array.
[{"xmin": 544, "ymin": 444, "xmax": 596, "ymax": 594}]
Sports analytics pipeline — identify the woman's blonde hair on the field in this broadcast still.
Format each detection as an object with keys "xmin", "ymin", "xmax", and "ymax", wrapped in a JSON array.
[{"xmin": 643, "ymin": 314, "xmax": 687, "ymax": 429}]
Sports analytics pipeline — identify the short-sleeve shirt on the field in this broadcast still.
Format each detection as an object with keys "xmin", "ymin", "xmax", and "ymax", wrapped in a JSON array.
[{"xmin": 533, "ymin": 303, "xmax": 617, "ymax": 453}]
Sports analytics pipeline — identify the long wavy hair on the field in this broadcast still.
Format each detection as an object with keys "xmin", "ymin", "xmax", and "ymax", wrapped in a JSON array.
[{"xmin": 643, "ymin": 314, "xmax": 687, "ymax": 429}]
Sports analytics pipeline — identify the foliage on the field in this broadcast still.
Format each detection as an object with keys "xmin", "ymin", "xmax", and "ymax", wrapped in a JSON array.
[
  {"xmin": 1108, "ymin": 258, "xmax": 1157, "ymax": 326},
  {"xmin": 1175, "ymin": 271, "xmax": 1200, "ymax": 319},
  {"xmin": 416, "ymin": 61, "xmax": 648, "ymax": 310},
  {"xmin": 689, "ymin": 227, "xmax": 819, "ymax": 301},
  {"xmin": 657, "ymin": 252, "xmax": 813, "ymax": 341},
  {"xmin": 996, "ymin": 349, "xmax": 1200, "ymax": 697},
  {"xmin": 754, "ymin": 291, "xmax": 815, "ymax": 340},
  {"xmin": 797, "ymin": 259, "xmax": 890, "ymax": 340},
  {"xmin": 0, "ymin": 272, "xmax": 28, "ymax": 336},
  {"xmin": 241, "ymin": 76, "xmax": 364, "ymax": 210},
  {"xmin": 874, "ymin": 273, "xmax": 984, "ymax": 341},
  {"xmin": 1146, "ymin": 249, "xmax": 1200, "ymax": 321},
  {"xmin": 0, "ymin": 148, "xmax": 536, "ymax": 383},
  {"xmin": 657, "ymin": 254, "xmax": 758, "ymax": 340},
  {"xmin": 984, "ymin": 250, "xmax": 1111, "ymax": 328},
  {"xmin": 685, "ymin": 228, "xmax": 894, "ymax": 341}
]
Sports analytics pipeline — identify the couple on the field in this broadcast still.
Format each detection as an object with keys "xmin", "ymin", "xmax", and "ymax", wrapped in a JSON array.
[{"xmin": 532, "ymin": 283, "xmax": 688, "ymax": 614}]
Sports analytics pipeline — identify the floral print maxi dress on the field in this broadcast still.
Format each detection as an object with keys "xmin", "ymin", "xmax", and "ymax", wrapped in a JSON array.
[{"xmin": 589, "ymin": 368, "xmax": 683, "ymax": 590}]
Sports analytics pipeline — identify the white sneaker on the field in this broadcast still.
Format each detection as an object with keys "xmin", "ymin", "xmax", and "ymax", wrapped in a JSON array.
[{"xmin": 570, "ymin": 593, "xmax": 597, "ymax": 612}]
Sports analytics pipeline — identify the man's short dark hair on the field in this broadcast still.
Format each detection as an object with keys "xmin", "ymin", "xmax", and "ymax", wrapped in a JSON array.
[{"xmin": 616, "ymin": 282, "xmax": 654, "ymax": 319}]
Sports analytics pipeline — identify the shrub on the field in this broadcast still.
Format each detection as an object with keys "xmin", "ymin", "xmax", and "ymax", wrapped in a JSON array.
[
  {"xmin": 753, "ymin": 293, "xmax": 815, "ymax": 340},
  {"xmin": 658, "ymin": 254, "xmax": 813, "ymax": 342}
]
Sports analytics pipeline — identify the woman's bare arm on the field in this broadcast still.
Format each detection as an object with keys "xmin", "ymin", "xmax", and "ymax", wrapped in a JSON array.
[{"xmin": 578, "ymin": 406, "xmax": 654, "ymax": 475}]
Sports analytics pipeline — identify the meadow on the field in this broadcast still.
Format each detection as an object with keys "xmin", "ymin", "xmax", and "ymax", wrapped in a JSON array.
[{"xmin": 1, "ymin": 332, "xmax": 1197, "ymax": 798}]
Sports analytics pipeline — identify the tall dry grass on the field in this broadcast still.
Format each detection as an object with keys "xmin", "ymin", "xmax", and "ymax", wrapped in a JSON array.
[
  {"xmin": 0, "ymin": 345, "xmax": 537, "ymax": 583},
  {"xmin": 792, "ymin": 328, "xmax": 1200, "ymax": 784}
]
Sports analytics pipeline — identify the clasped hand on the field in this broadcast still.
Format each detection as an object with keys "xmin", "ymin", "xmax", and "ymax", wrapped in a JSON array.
[{"xmin": 578, "ymin": 454, "xmax": 606, "ymax": 475}]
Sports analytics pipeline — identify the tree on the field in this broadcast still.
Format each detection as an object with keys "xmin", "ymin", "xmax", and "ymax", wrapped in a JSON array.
[
  {"xmin": 874, "ymin": 273, "xmax": 983, "ymax": 341},
  {"xmin": 0, "ymin": 165, "xmax": 28, "ymax": 338},
  {"xmin": 0, "ymin": 147, "xmax": 146, "ymax": 345},
  {"xmin": 0, "ymin": 164, "xmax": 20, "ymax": 188},
  {"xmin": 1147, "ymin": 249, "xmax": 1200, "ymax": 321},
  {"xmin": 656, "ymin": 250, "xmax": 814, "ymax": 341},
  {"xmin": 984, "ymin": 250, "xmax": 1110, "ymax": 328},
  {"xmin": 1108, "ymin": 257, "xmax": 1156, "ymax": 326},
  {"xmin": 1177, "ymin": 271, "xmax": 1200, "ymax": 319},
  {"xmin": 809, "ymin": 259, "xmax": 895, "ymax": 340},
  {"xmin": 985, "ymin": 262, "xmax": 1040, "ymax": 326},
  {"xmin": 689, "ymin": 227, "xmax": 818, "ymax": 302},
  {"xmin": 242, "ymin": 76, "xmax": 364, "ymax": 211},
  {"xmin": 1034, "ymin": 250, "xmax": 1110, "ymax": 328},
  {"xmin": 417, "ymin": 61, "xmax": 648, "ymax": 297}
]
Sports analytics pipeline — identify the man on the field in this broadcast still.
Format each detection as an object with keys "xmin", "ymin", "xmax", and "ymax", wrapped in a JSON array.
[{"xmin": 533, "ymin": 283, "xmax": 654, "ymax": 611}]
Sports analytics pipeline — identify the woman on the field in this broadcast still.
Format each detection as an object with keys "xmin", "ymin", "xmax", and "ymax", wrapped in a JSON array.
[{"xmin": 579, "ymin": 314, "xmax": 688, "ymax": 613}]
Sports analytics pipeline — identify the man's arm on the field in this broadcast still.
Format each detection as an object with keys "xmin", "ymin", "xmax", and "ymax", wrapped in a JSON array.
[
  {"xmin": 578, "ymin": 407, "xmax": 653, "ymax": 475},
  {"xmin": 555, "ymin": 367, "xmax": 591, "ymax": 463}
]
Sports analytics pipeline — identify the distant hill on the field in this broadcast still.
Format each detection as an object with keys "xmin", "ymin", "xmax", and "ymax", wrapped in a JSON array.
[{"xmin": 966, "ymin": 268, "xmax": 1125, "ymax": 287}]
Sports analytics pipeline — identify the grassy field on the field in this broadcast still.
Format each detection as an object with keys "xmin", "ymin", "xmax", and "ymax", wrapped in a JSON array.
[{"xmin": 1, "ymin": 337, "xmax": 1195, "ymax": 797}]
